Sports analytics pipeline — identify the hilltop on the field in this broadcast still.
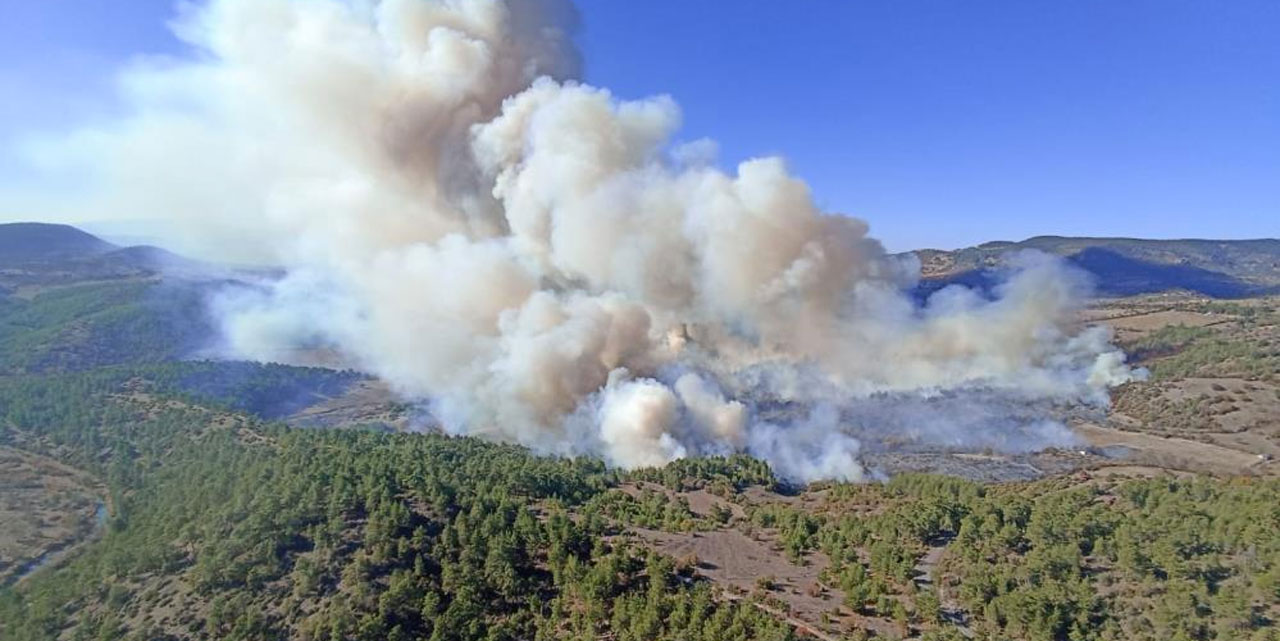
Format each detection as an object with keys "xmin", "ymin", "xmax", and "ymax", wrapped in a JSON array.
[{"xmin": 0, "ymin": 223, "xmax": 116, "ymax": 264}]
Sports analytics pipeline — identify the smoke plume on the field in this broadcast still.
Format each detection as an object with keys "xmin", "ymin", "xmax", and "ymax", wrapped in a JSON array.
[{"xmin": 5, "ymin": 0, "xmax": 1144, "ymax": 481}]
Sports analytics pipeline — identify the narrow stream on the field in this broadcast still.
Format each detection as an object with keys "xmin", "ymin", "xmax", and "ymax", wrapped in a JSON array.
[{"xmin": 7, "ymin": 500, "xmax": 108, "ymax": 586}]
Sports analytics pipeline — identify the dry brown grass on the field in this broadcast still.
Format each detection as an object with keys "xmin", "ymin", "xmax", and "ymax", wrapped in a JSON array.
[{"xmin": 0, "ymin": 446, "xmax": 105, "ymax": 585}]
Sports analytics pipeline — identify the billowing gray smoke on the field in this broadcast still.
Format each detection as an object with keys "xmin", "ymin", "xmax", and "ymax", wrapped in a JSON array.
[{"xmin": 8, "ymin": 0, "xmax": 1144, "ymax": 481}]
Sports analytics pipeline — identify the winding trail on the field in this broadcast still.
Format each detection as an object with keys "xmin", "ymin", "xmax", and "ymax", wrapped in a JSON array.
[{"xmin": 912, "ymin": 535, "xmax": 974, "ymax": 638}]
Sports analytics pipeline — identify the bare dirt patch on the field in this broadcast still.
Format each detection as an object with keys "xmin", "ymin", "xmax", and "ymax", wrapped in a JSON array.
[
  {"xmin": 1073, "ymin": 421, "xmax": 1270, "ymax": 476},
  {"xmin": 1082, "ymin": 465, "xmax": 1196, "ymax": 481},
  {"xmin": 626, "ymin": 527, "xmax": 826, "ymax": 595},
  {"xmin": 1104, "ymin": 309, "xmax": 1229, "ymax": 334},
  {"xmin": 618, "ymin": 526, "xmax": 875, "ymax": 637},
  {"xmin": 616, "ymin": 481, "xmax": 746, "ymax": 520},
  {"xmin": 0, "ymin": 446, "xmax": 105, "ymax": 584}
]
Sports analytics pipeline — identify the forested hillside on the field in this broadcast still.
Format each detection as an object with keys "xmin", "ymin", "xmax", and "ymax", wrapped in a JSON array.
[
  {"xmin": 2, "ymin": 362, "xmax": 1278, "ymax": 640},
  {"xmin": 0, "ymin": 369, "xmax": 799, "ymax": 641},
  {"xmin": 0, "ymin": 281, "xmax": 210, "ymax": 373}
]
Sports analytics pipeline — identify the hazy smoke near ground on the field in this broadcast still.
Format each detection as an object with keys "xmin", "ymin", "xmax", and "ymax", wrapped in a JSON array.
[{"xmin": 9, "ymin": 0, "xmax": 1144, "ymax": 481}]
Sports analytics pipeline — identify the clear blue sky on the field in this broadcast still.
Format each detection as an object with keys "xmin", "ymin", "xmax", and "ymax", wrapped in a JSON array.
[{"xmin": 2, "ymin": 1, "xmax": 1277, "ymax": 250}]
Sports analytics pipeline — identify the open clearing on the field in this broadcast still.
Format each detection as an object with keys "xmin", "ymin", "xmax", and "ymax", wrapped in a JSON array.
[
  {"xmin": 620, "ymin": 523, "xmax": 905, "ymax": 639},
  {"xmin": 0, "ymin": 446, "xmax": 105, "ymax": 585},
  {"xmin": 1073, "ymin": 421, "xmax": 1271, "ymax": 476},
  {"xmin": 1103, "ymin": 309, "xmax": 1228, "ymax": 331},
  {"xmin": 286, "ymin": 379, "xmax": 409, "ymax": 429}
]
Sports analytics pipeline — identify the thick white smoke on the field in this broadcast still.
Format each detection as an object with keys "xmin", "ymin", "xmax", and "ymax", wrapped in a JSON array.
[{"xmin": 5, "ymin": 0, "xmax": 1144, "ymax": 482}]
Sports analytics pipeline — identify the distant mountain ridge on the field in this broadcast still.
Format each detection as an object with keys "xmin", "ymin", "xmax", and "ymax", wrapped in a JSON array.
[
  {"xmin": 913, "ymin": 236, "xmax": 1280, "ymax": 298},
  {"xmin": 3, "ymin": 223, "xmax": 1278, "ymax": 299},
  {"xmin": 0, "ymin": 222, "xmax": 198, "ymax": 294}
]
